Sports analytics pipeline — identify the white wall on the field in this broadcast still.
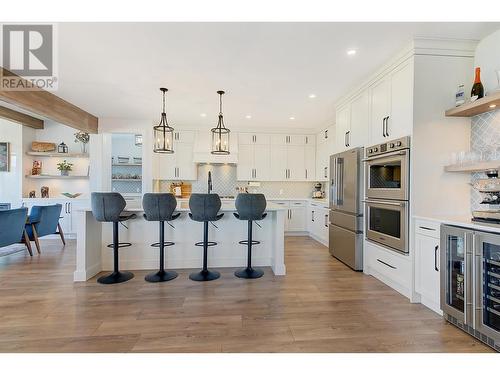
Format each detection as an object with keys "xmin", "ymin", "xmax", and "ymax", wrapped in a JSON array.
[
  {"xmin": 0, "ymin": 119, "xmax": 24, "ymax": 207},
  {"xmin": 474, "ymin": 29, "xmax": 500, "ymax": 94}
]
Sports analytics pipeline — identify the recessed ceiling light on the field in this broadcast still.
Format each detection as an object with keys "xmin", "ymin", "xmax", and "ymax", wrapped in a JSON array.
[
  {"xmin": 489, "ymin": 104, "xmax": 497, "ymax": 108},
  {"xmin": 289, "ymin": 116, "xmax": 295, "ymax": 120},
  {"xmin": 200, "ymin": 113, "xmax": 207, "ymax": 117},
  {"xmin": 245, "ymin": 115, "xmax": 252, "ymax": 119},
  {"xmin": 347, "ymin": 49, "xmax": 357, "ymax": 56},
  {"xmin": 308, "ymin": 94, "xmax": 317, "ymax": 99}
]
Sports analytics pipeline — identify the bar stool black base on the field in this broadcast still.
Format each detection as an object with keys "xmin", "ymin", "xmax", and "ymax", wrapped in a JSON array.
[
  {"xmin": 145, "ymin": 270, "xmax": 178, "ymax": 283},
  {"xmin": 189, "ymin": 269, "xmax": 220, "ymax": 282},
  {"xmin": 97, "ymin": 271, "xmax": 134, "ymax": 284},
  {"xmin": 234, "ymin": 267, "xmax": 264, "ymax": 279}
]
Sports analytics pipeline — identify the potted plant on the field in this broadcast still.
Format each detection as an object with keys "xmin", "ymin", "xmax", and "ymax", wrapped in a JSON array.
[
  {"xmin": 57, "ymin": 160, "xmax": 73, "ymax": 176},
  {"xmin": 74, "ymin": 131, "xmax": 90, "ymax": 153}
]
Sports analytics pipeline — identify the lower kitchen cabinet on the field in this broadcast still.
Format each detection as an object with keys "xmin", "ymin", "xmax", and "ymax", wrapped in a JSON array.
[
  {"xmin": 414, "ymin": 219, "xmax": 442, "ymax": 314},
  {"xmin": 271, "ymin": 200, "xmax": 307, "ymax": 233},
  {"xmin": 307, "ymin": 201, "xmax": 329, "ymax": 246}
]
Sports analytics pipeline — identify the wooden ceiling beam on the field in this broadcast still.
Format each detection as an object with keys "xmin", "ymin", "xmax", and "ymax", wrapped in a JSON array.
[
  {"xmin": 0, "ymin": 105, "xmax": 44, "ymax": 129},
  {"xmin": 0, "ymin": 68, "xmax": 98, "ymax": 133}
]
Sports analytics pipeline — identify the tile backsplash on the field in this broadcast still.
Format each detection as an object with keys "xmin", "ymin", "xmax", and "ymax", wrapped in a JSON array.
[
  {"xmin": 156, "ymin": 164, "xmax": 318, "ymax": 199},
  {"xmin": 471, "ymin": 109, "xmax": 500, "ymax": 211}
]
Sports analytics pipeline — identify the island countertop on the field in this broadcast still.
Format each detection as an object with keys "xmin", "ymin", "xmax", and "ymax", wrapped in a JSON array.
[{"xmin": 77, "ymin": 201, "xmax": 288, "ymax": 212}]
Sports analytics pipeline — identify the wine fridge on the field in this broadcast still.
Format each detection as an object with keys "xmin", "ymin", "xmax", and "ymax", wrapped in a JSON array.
[{"xmin": 441, "ymin": 225, "xmax": 500, "ymax": 351}]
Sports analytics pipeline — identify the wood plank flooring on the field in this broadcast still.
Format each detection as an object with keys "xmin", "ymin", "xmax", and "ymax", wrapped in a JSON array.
[{"xmin": 0, "ymin": 236, "xmax": 492, "ymax": 352}]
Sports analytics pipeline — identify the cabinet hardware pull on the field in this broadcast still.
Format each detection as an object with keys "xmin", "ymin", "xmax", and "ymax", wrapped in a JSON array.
[
  {"xmin": 434, "ymin": 245, "xmax": 439, "ymax": 272},
  {"xmin": 382, "ymin": 117, "xmax": 387, "ymax": 137},
  {"xmin": 325, "ymin": 214, "xmax": 328, "ymax": 227},
  {"xmin": 305, "ymin": 169, "xmax": 307, "ymax": 179},
  {"xmin": 346, "ymin": 131, "xmax": 350, "ymax": 147},
  {"xmin": 306, "ymin": 136, "xmax": 308, "ymax": 144},
  {"xmin": 324, "ymin": 166, "xmax": 327, "ymax": 178},
  {"xmin": 377, "ymin": 258, "xmax": 396, "ymax": 269},
  {"xmin": 312, "ymin": 210, "xmax": 315, "ymax": 222},
  {"xmin": 385, "ymin": 116, "xmax": 390, "ymax": 137},
  {"xmin": 419, "ymin": 226, "xmax": 436, "ymax": 231},
  {"xmin": 325, "ymin": 130, "xmax": 328, "ymax": 139}
]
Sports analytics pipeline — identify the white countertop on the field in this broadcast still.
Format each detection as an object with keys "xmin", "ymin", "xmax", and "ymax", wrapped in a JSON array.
[
  {"xmin": 79, "ymin": 201, "xmax": 287, "ymax": 212},
  {"xmin": 414, "ymin": 214, "xmax": 500, "ymax": 234}
]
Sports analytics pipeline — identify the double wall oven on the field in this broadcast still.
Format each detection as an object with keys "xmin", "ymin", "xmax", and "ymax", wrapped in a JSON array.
[{"xmin": 364, "ymin": 136, "xmax": 410, "ymax": 254}]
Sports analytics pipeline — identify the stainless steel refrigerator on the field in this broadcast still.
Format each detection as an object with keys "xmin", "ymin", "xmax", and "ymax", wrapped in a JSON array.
[{"xmin": 329, "ymin": 148, "xmax": 364, "ymax": 270}]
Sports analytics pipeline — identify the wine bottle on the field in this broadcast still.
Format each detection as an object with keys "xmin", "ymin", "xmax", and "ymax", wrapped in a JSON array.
[{"xmin": 471, "ymin": 67, "xmax": 484, "ymax": 102}]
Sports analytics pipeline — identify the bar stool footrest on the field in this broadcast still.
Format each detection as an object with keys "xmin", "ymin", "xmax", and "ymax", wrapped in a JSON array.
[
  {"xmin": 194, "ymin": 241, "xmax": 217, "ymax": 247},
  {"xmin": 150, "ymin": 241, "xmax": 175, "ymax": 248},
  {"xmin": 238, "ymin": 240, "xmax": 260, "ymax": 245},
  {"xmin": 106, "ymin": 242, "xmax": 132, "ymax": 248}
]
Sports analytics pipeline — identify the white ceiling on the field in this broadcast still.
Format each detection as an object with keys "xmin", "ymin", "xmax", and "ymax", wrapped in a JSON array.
[{"xmin": 56, "ymin": 22, "xmax": 500, "ymax": 131}]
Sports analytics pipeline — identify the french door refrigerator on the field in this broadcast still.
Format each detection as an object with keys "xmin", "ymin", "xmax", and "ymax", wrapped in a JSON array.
[
  {"xmin": 329, "ymin": 148, "xmax": 363, "ymax": 271},
  {"xmin": 441, "ymin": 225, "xmax": 500, "ymax": 350}
]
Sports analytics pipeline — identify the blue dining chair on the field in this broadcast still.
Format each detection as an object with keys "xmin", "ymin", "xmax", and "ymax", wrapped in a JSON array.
[
  {"xmin": 25, "ymin": 204, "xmax": 64, "ymax": 254},
  {"xmin": 0, "ymin": 207, "xmax": 33, "ymax": 256}
]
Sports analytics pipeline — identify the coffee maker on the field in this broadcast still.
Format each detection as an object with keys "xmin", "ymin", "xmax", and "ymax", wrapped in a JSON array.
[{"xmin": 312, "ymin": 182, "xmax": 324, "ymax": 199}]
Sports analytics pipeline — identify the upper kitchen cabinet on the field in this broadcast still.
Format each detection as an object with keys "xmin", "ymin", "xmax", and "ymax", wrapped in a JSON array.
[
  {"xmin": 153, "ymin": 130, "xmax": 197, "ymax": 181},
  {"xmin": 270, "ymin": 134, "xmax": 314, "ymax": 146},
  {"xmin": 238, "ymin": 133, "xmax": 270, "ymax": 145},
  {"xmin": 316, "ymin": 125, "xmax": 335, "ymax": 181},
  {"xmin": 369, "ymin": 60, "xmax": 413, "ymax": 144},
  {"xmin": 237, "ymin": 143, "xmax": 270, "ymax": 181},
  {"xmin": 335, "ymin": 90, "xmax": 369, "ymax": 152},
  {"xmin": 193, "ymin": 130, "xmax": 238, "ymax": 164}
]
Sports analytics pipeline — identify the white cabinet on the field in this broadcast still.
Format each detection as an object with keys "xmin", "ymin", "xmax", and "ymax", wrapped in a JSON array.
[
  {"xmin": 305, "ymin": 146, "xmax": 316, "ymax": 181},
  {"xmin": 154, "ymin": 131, "xmax": 197, "ymax": 181},
  {"xmin": 238, "ymin": 133, "xmax": 270, "ymax": 145},
  {"xmin": 335, "ymin": 105, "xmax": 351, "ymax": 151},
  {"xmin": 269, "ymin": 145, "xmax": 288, "ymax": 180},
  {"xmin": 414, "ymin": 219, "xmax": 442, "ymax": 314},
  {"xmin": 316, "ymin": 126, "xmax": 335, "ymax": 181},
  {"xmin": 349, "ymin": 90, "xmax": 370, "ymax": 148},
  {"xmin": 287, "ymin": 145, "xmax": 305, "ymax": 181},
  {"xmin": 287, "ymin": 201, "xmax": 307, "ymax": 232},
  {"xmin": 236, "ymin": 143, "xmax": 270, "ymax": 181},
  {"xmin": 369, "ymin": 60, "xmax": 413, "ymax": 144},
  {"xmin": 271, "ymin": 134, "xmax": 313, "ymax": 146},
  {"xmin": 271, "ymin": 200, "xmax": 307, "ymax": 233},
  {"xmin": 307, "ymin": 201, "xmax": 329, "ymax": 246}
]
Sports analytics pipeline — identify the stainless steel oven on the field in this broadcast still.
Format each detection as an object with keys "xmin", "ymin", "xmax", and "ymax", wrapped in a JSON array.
[
  {"xmin": 364, "ymin": 198, "xmax": 408, "ymax": 254},
  {"xmin": 365, "ymin": 136, "xmax": 410, "ymax": 201},
  {"xmin": 364, "ymin": 136, "xmax": 410, "ymax": 253}
]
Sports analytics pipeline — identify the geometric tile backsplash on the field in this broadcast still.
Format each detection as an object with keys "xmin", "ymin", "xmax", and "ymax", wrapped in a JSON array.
[
  {"xmin": 471, "ymin": 108, "xmax": 500, "ymax": 211},
  {"xmin": 157, "ymin": 164, "xmax": 318, "ymax": 199}
]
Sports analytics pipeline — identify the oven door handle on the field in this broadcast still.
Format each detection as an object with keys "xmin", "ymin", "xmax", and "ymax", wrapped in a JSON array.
[
  {"xmin": 363, "ymin": 199, "xmax": 406, "ymax": 207},
  {"xmin": 362, "ymin": 150, "xmax": 407, "ymax": 162}
]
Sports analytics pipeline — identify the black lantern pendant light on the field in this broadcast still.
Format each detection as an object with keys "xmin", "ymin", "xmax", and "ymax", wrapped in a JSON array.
[
  {"xmin": 211, "ymin": 90, "xmax": 230, "ymax": 155},
  {"xmin": 153, "ymin": 88, "xmax": 174, "ymax": 154}
]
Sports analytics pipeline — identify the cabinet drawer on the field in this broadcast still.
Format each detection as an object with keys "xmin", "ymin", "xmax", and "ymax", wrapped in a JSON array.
[
  {"xmin": 270, "ymin": 200, "xmax": 290, "ymax": 208},
  {"xmin": 367, "ymin": 242, "xmax": 411, "ymax": 292},
  {"xmin": 289, "ymin": 200, "xmax": 306, "ymax": 207},
  {"xmin": 415, "ymin": 218, "xmax": 440, "ymax": 239}
]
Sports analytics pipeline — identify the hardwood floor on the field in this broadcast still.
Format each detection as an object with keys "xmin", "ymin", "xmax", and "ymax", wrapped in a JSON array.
[{"xmin": 0, "ymin": 236, "xmax": 492, "ymax": 352}]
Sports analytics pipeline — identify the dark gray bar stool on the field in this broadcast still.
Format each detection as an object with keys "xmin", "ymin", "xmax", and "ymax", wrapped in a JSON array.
[
  {"xmin": 233, "ymin": 193, "xmax": 267, "ymax": 279},
  {"xmin": 142, "ymin": 193, "xmax": 180, "ymax": 283},
  {"xmin": 188, "ymin": 193, "xmax": 224, "ymax": 281},
  {"xmin": 91, "ymin": 192, "xmax": 136, "ymax": 284}
]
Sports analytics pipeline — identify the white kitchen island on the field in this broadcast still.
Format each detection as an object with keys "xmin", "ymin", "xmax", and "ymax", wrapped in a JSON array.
[{"xmin": 73, "ymin": 200, "xmax": 287, "ymax": 281}]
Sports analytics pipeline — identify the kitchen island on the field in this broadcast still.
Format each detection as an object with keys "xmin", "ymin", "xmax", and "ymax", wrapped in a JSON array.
[{"xmin": 73, "ymin": 200, "xmax": 287, "ymax": 281}]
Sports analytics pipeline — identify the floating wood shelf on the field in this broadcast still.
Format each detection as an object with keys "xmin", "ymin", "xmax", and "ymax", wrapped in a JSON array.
[
  {"xmin": 26, "ymin": 151, "xmax": 89, "ymax": 158},
  {"xmin": 445, "ymin": 91, "xmax": 500, "ymax": 117},
  {"xmin": 444, "ymin": 161, "xmax": 500, "ymax": 173},
  {"xmin": 112, "ymin": 178, "xmax": 142, "ymax": 181},
  {"xmin": 112, "ymin": 163, "xmax": 142, "ymax": 166},
  {"xmin": 25, "ymin": 175, "xmax": 89, "ymax": 179}
]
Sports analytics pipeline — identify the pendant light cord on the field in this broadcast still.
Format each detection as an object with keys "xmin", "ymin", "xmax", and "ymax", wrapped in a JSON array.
[{"xmin": 219, "ymin": 92, "xmax": 223, "ymax": 115}]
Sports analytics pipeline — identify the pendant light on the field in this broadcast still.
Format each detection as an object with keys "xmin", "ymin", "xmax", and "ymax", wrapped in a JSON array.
[
  {"xmin": 153, "ymin": 88, "xmax": 174, "ymax": 153},
  {"xmin": 211, "ymin": 90, "xmax": 230, "ymax": 155}
]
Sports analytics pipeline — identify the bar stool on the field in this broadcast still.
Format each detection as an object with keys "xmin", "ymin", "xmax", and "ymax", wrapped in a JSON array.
[
  {"xmin": 233, "ymin": 193, "xmax": 267, "ymax": 279},
  {"xmin": 188, "ymin": 193, "xmax": 224, "ymax": 281},
  {"xmin": 142, "ymin": 193, "xmax": 180, "ymax": 283},
  {"xmin": 91, "ymin": 192, "xmax": 136, "ymax": 284}
]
